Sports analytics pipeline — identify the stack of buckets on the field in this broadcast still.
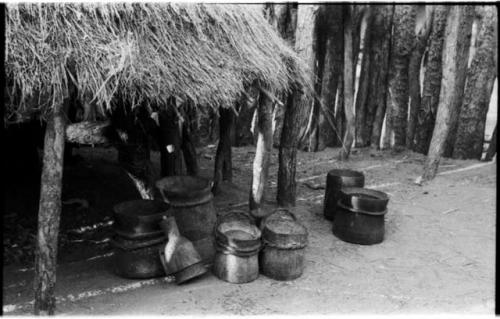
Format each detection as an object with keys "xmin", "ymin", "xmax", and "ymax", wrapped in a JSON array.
[
  {"xmin": 323, "ymin": 169, "xmax": 389, "ymax": 245},
  {"xmin": 213, "ymin": 209, "xmax": 308, "ymax": 283},
  {"xmin": 111, "ymin": 200, "xmax": 170, "ymax": 279}
]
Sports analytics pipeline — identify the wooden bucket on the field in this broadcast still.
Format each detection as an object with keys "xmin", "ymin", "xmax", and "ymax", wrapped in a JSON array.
[
  {"xmin": 213, "ymin": 211, "xmax": 261, "ymax": 284},
  {"xmin": 156, "ymin": 176, "xmax": 217, "ymax": 264},
  {"xmin": 111, "ymin": 235, "xmax": 166, "ymax": 279},
  {"xmin": 323, "ymin": 169, "xmax": 365, "ymax": 221},
  {"xmin": 332, "ymin": 201, "xmax": 387, "ymax": 245},
  {"xmin": 260, "ymin": 209, "xmax": 308, "ymax": 281},
  {"xmin": 113, "ymin": 200, "xmax": 170, "ymax": 239}
]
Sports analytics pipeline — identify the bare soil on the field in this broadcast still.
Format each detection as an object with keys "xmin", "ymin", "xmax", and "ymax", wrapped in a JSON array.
[{"xmin": 2, "ymin": 144, "xmax": 496, "ymax": 315}]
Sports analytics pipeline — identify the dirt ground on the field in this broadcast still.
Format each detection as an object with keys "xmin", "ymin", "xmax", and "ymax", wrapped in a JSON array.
[{"xmin": 2, "ymin": 144, "xmax": 496, "ymax": 315}]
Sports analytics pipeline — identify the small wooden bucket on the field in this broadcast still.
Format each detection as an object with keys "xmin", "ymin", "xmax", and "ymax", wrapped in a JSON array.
[
  {"xmin": 260, "ymin": 209, "xmax": 308, "ymax": 281},
  {"xmin": 213, "ymin": 211, "xmax": 261, "ymax": 284}
]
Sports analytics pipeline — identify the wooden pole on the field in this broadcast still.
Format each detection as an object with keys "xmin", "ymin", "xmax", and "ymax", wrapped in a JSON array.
[
  {"xmin": 388, "ymin": 5, "xmax": 417, "ymax": 149},
  {"xmin": 407, "ymin": 6, "xmax": 432, "ymax": 149},
  {"xmin": 249, "ymin": 89, "xmax": 273, "ymax": 219},
  {"xmin": 368, "ymin": 5, "xmax": 394, "ymax": 149},
  {"xmin": 34, "ymin": 103, "xmax": 66, "ymax": 315},
  {"xmin": 339, "ymin": 5, "xmax": 355, "ymax": 161},
  {"xmin": 414, "ymin": 6, "xmax": 450, "ymax": 154},
  {"xmin": 453, "ymin": 6, "xmax": 497, "ymax": 160},
  {"xmin": 213, "ymin": 107, "xmax": 234, "ymax": 194},
  {"xmin": 421, "ymin": 6, "xmax": 474, "ymax": 181},
  {"xmin": 181, "ymin": 121, "xmax": 199, "ymax": 176},
  {"xmin": 485, "ymin": 125, "xmax": 497, "ymax": 162},
  {"xmin": 277, "ymin": 4, "xmax": 318, "ymax": 206}
]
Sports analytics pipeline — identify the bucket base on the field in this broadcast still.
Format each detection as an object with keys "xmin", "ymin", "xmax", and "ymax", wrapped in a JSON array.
[
  {"xmin": 213, "ymin": 252, "xmax": 259, "ymax": 284},
  {"xmin": 174, "ymin": 262, "xmax": 207, "ymax": 284},
  {"xmin": 332, "ymin": 224, "xmax": 384, "ymax": 245}
]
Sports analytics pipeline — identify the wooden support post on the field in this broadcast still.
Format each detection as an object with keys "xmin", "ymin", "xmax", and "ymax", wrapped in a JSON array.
[
  {"xmin": 34, "ymin": 103, "xmax": 66, "ymax": 315},
  {"xmin": 485, "ymin": 125, "xmax": 497, "ymax": 162},
  {"xmin": 421, "ymin": 6, "xmax": 474, "ymax": 181},
  {"xmin": 158, "ymin": 108, "xmax": 183, "ymax": 177},
  {"xmin": 339, "ymin": 5, "xmax": 355, "ymax": 161},
  {"xmin": 249, "ymin": 90, "xmax": 273, "ymax": 219},
  {"xmin": 277, "ymin": 4, "xmax": 318, "ymax": 207},
  {"xmin": 212, "ymin": 107, "xmax": 235, "ymax": 194},
  {"xmin": 181, "ymin": 121, "xmax": 199, "ymax": 176}
]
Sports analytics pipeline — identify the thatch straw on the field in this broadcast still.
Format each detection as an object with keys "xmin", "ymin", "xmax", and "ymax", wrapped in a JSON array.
[{"xmin": 5, "ymin": 3, "xmax": 312, "ymax": 123}]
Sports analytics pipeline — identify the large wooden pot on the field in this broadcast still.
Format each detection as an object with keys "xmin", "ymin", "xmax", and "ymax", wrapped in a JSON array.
[
  {"xmin": 156, "ymin": 176, "xmax": 217, "ymax": 264},
  {"xmin": 260, "ymin": 209, "xmax": 308, "ymax": 281}
]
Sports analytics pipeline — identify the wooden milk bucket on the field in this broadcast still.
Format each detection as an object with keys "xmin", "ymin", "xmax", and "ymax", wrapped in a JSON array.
[
  {"xmin": 213, "ymin": 211, "xmax": 261, "ymax": 284},
  {"xmin": 323, "ymin": 169, "xmax": 365, "ymax": 221},
  {"xmin": 260, "ymin": 209, "xmax": 308, "ymax": 281},
  {"xmin": 156, "ymin": 176, "xmax": 217, "ymax": 264},
  {"xmin": 333, "ymin": 187, "xmax": 389, "ymax": 245},
  {"xmin": 111, "ymin": 199, "xmax": 170, "ymax": 279},
  {"xmin": 111, "ymin": 235, "xmax": 166, "ymax": 279}
]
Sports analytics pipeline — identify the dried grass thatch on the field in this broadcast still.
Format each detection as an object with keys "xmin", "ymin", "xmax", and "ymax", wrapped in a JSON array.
[{"xmin": 5, "ymin": 3, "xmax": 312, "ymax": 123}]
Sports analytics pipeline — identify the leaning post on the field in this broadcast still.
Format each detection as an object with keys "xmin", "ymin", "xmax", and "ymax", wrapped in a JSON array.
[
  {"xmin": 33, "ymin": 102, "xmax": 66, "ymax": 315},
  {"xmin": 249, "ymin": 88, "xmax": 274, "ymax": 220}
]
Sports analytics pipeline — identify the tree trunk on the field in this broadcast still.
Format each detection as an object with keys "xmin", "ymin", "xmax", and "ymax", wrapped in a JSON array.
[
  {"xmin": 212, "ymin": 107, "xmax": 235, "ymax": 193},
  {"xmin": 386, "ymin": 5, "xmax": 417, "ymax": 149},
  {"xmin": 414, "ymin": 6, "xmax": 450, "ymax": 154},
  {"xmin": 277, "ymin": 4, "xmax": 318, "ymax": 207},
  {"xmin": 339, "ymin": 5, "xmax": 355, "ymax": 161},
  {"xmin": 317, "ymin": 5, "xmax": 344, "ymax": 149},
  {"xmin": 249, "ymin": 90, "xmax": 274, "ymax": 219},
  {"xmin": 367, "ymin": 5, "xmax": 394, "ymax": 149},
  {"xmin": 453, "ymin": 6, "xmax": 497, "ymax": 160},
  {"xmin": 355, "ymin": 6, "xmax": 373, "ymax": 147},
  {"xmin": 422, "ymin": 6, "xmax": 475, "ymax": 181},
  {"xmin": 407, "ymin": 6, "xmax": 433, "ymax": 149},
  {"xmin": 34, "ymin": 104, "xmax": 66, "ymax": 315},
  {"xmin": 442, "ymin": 6, "xmax": 474, "ymax": 157},
  {"xmin": 485, "ymin": 125, "xmax": 497, "ymax": 161}
]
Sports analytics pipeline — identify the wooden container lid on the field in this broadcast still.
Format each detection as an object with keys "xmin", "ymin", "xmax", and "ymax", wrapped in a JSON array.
[{"xmin": 261, "ymin": 209, "xmax": 308, "ymax": 249}]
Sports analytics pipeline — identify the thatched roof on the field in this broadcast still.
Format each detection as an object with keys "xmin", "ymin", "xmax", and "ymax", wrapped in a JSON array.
[{"xmin": 5, "ymin": 3, "xmax": 311, "ymax": 123}]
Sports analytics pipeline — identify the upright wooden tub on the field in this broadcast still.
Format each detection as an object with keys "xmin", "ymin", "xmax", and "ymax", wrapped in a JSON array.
[
  {"xmin": 156, "ymin": 176, "xmax": 217, "ymax": 264},
  {"xmin": 260, "ymin": 209, "xmax": 308, "ymax": 281},
  {"xmin": 323, "ymin": 169, "xmax": 365, "ymax": 221},
  {"xmin": 213, "ymin": 211, "xmax": 261, "ymax": 283}
]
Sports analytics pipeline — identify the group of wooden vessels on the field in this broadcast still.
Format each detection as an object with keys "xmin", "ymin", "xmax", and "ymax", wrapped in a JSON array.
[
  {"xmin": 111, "ymin": 175, "xmax": 307, "ymax": 284},
  {"xmin": 110, "ymin": 170, "xmax": 389, "ymax": 284}
]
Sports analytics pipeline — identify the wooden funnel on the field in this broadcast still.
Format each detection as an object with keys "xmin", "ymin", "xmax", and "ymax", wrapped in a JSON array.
[{"xmin": 159, "ymin": 216, "xmax": 207, "ymax": 284}]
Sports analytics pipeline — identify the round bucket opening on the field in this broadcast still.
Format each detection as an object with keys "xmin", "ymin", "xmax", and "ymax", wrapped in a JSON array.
[
  {"xmin": 353, "ymin": 193, "xmax": 379, "ymax": 200},
  {"xmin": 217, "ymin": 222, "xmax": 261, "ymax": 241}
]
